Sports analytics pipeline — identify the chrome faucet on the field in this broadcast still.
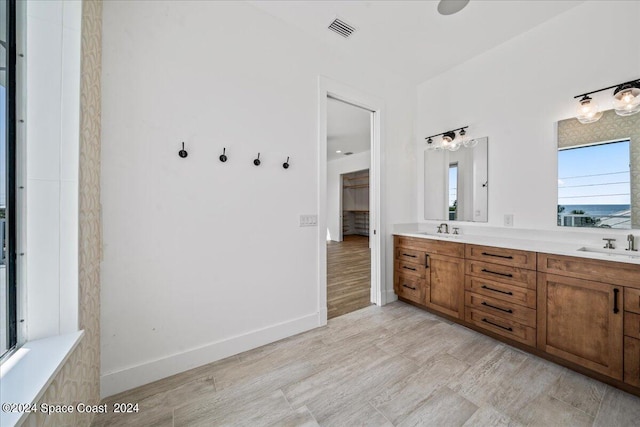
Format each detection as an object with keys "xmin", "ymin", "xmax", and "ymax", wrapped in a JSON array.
[
  {"xmin": 439, "ymin": 223, "xmax": 449, "ymax": 234},
  {"xmin": 626, "ymin": 234, "xmax": 637, "ymax": 252},
  {"xmin": 603, "ymin": 238, "xmax": 616, "ymax": 249}
]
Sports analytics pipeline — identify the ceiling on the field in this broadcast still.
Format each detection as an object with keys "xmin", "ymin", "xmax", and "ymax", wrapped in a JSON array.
[
  {"xmin": 248, "ymin": 0, "xmax": 583, "ymax": 85},
  {"xmin": 327, "ymin": 97, "xmax": 371, "ymax": 161}
]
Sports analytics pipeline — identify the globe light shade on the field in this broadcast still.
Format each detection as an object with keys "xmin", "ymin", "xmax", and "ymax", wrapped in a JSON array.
[
  {"xmin": 576, "ymin": 96, "xmax": 603, "ymax": 124},
  {"xmin": 613, "ymin": 84, "xmax": 640, "ymax": 116},
  {"xmin": 447, "ymin": 140, "xmax": 461, "ymax": 151},
  {"xmin": 460, "ymin": 129, "xmax": 478, "ymax": 148}
]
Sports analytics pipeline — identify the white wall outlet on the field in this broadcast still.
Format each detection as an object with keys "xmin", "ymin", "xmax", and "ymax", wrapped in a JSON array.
[
  {"xmin": 299, "ymin": 214, "xmax": 318, "ymax": 227},
  {"xmin": 504, "ymin": 214, "xmax": 514, "ymax": 227}
]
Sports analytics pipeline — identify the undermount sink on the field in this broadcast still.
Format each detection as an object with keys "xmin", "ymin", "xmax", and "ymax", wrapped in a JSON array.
[
  {"xmin": 418, "ymin": 232, "xmax": 460, "ymax": 239},
  {"xmin": 577, "ymin": 246, "xmax": 640, "ymax": 259}
]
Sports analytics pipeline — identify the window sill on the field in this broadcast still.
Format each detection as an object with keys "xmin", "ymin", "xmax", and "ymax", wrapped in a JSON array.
[{"xmin": 0, "ymin": 330, "xmax": 84, "ymax": 427}]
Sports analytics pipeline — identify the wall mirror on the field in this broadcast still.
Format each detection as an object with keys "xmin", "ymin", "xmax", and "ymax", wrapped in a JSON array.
[
  {"xmin": 557, "ymin": 110, "xmax": 639, "ymax": 229},
  {"xmin": 424, "ymin": 137, "xmax": 488, "ymax": 222}
]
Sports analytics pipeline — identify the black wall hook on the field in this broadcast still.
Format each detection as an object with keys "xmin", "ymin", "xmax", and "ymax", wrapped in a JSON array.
[
  {"xmin": 283, "ymin": 157, "xmax": 290, "ymax": 169},
  {"xmin": 178, "ymin": 142, "xmax": 188, "ymax": 158},
  {"xmin": 219, "ymin": 147, "xmax": 228, "ymax": 163},
  {"xmin": 253, "ymin": 153, "xmax": 261, "ymax": 166}
]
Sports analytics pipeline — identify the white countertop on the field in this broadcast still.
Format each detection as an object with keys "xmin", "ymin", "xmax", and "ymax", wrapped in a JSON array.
[{"xmin": 394, "ymin": 230, "xmax": 640, "ymax": 266}]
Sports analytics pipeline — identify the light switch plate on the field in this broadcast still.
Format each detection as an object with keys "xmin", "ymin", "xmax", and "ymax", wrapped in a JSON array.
[{"xmin": 299, "ymin": 214, "xmax": 318, "ymax": 227}]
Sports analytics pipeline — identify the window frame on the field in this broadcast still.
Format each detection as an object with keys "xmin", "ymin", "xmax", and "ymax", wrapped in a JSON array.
[{"xmin": 3, "ymin": 0, "xmax": 17, "ymax": 357}]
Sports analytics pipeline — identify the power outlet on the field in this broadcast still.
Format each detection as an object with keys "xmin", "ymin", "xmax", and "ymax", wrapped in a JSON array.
[
  {"xmin": 299, "ymin": 214, "xmax": 318, "ymax": 227},
  {"xmin": 504, "ymin": 214, "xmax": 514, "ymax": 227}
]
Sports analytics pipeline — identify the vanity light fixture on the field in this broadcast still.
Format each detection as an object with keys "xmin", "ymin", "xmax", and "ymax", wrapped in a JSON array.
[
  {"xmin": 576, "ymin": 95, "xmax": 603, "ymax": 124},
  {"xmin": 613, "ymin": 81, "xmax": 640, "ymax": 116},
  {"xmin": 425, "ymin": 126, "xmax": 475, "ymax": 151},
  {"xmin": 574, "ymin": 78, "xmax": 640, "ymax": 123}
]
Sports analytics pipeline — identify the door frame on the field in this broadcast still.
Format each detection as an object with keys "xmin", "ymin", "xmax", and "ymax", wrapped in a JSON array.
[{"xmin": 317, "ymin": 76, "xmax": 384, "ymax": 326}]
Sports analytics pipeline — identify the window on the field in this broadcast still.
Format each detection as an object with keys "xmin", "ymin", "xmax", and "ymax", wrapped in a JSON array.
[
  {"xmin": 1, "ymin": 0, "xmax": 16, "ymax": 357},
  {"xmin": 558, "ymin": 140, "xmax": 631, "ymax": 229},
  {"xmin": 449, "ymin": 163, "xmax": 458, "ymax": 221}
]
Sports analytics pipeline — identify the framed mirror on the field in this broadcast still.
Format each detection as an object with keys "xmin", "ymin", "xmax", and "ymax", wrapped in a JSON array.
[
  {"xmin": 424, "ymin": 137, "xmax": 488, "ymax": 222},
  {"xmin": 557, "ymin": 110, "xmax": 639, "ymax": 229}
]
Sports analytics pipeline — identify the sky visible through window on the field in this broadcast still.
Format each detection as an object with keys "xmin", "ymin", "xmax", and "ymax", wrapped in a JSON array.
[
  {"xmin": 449, "ymin": 163, "xmax": 457, "ymax": 208},
  {"xmin": 558, "ymin": 140, "xmax": 630, "ymax": 205},
  {"xmin": 558, "ymin": 140, "xmax": 630, "ymax": 228}
]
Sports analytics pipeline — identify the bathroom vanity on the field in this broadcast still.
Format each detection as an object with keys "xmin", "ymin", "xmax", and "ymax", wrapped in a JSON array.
[{"xmin": 394, "ymin": 232, "xmax": 640, "ymax": 396}]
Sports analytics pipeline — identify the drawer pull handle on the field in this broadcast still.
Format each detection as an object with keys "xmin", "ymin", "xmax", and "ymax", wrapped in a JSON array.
[
  {"xmin": 481, "ymin": 252, "xmax": 513, "ymax": 260},
  {"xmin": 481, "ymin": 285, "xmax": 513, "ymax": 296},
  {"xmin": 481, "ymin": 268, "xmax": 513, "ymax": 278},
  {"xmin": 402, "ymin": 253, "xmax": 417, "ymax": 258},
  {"xmin": 402, "ymin": 284, "xmax": 417, "ymax": 291},
  {"xmin": 425, "ymin": 254, "xmax": 430, "ymax": 269},
  {"xmin": 614, "ymin": 288, "xmax": 620, "ymax": 314},
  {"xmin": 482, "ymin": 318, "xmax": 513, "ymax": 332},
  {"xmin": 402, "ymin": 266, "xmax": 417, "ymax": 271},
  {"xmin": 481, "ymin": 301, "xmax": 513, "ymax": 313}
]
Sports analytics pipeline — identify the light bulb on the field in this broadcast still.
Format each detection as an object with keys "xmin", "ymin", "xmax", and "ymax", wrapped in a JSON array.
[
  {"xmin": 613, "ymin": 84, "xmax": 640, "ymax": 116},
  {"xmin": 576, "ymin": 96, "xmax": 603, "ymax": 124},
  {"xmin": 448, "ymin": 140, "xmax": 461, "ymax": 151}
]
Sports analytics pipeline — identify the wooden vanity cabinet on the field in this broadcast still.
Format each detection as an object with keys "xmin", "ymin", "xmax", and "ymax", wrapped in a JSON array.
[
  {"xmin": 624, "ymin": 288, "xmax": 640, "ymax": 387},
  {"xmin": 464, "ymin": 244, "xmax": 537, "ymax": 346},
  {"xmin": 424, "ymin": 252, "xmax": 465, "ymax": 319},
  {"xmin": 394, "ymin": 236, "xmax": 640, "ymax": 396},
  {"xmin": 537, "ymin": 254, "xmax": 625, "ymax": 380},
  {"xmin": 394, "ymin": 236, "xmax": 464, "ymax": 319}
]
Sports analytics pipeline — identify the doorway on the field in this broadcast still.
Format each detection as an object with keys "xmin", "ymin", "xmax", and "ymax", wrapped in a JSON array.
[
  {"xmin": 326, "ymin": 98, "xmax": 372, "ymax": 319},
  {"xmin": 317, "ymin": 76, "xmax": 384, "ymax": 326}
]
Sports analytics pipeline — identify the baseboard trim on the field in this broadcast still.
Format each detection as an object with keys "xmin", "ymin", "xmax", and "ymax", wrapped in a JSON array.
[
  {"xmin": 100, "ymin": 313, "xmax": 320, "ymax": 398},
  {"xmin": 385, "ymin": 289, "xmax": 398, "ymax": 304}
]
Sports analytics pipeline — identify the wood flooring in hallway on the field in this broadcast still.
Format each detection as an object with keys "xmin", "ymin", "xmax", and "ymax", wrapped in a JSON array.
[
  {"xmin": 327, "ymin": 234, "xmax": 371, "ymax": 319},
  {"xmin": 92, "ymin": 302, "xmax": 640, "ymax": 427}
]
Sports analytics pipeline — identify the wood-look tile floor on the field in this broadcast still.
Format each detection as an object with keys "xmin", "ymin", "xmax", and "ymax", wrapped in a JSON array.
[
  {"xmin": 92, "ymin": 302, "xmax": 640, "ymax": 427},
  {"xmin": 327, "ymin": 235, "xmax": 371, "ymax": 319}
]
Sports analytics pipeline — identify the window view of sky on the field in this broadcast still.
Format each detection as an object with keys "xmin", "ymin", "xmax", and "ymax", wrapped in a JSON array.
[
  {"xmin": 449, "ymin": 163, "xmax": 457, "ymax": 208},
  {"xmin": 558, "ymin": 140, "xmax": 630, "ymax": 206}
]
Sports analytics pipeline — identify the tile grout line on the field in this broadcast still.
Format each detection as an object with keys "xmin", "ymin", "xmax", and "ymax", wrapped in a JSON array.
[
  {"xmin": 280, "ymin": 389, "xmax": 295, "ymax": 410},
  {"xmin": 589, "ymin": 385, "xmax": 609, "ymax": 424},
  {"xmin": 369, "ymin": 401, "xmax": 394, "ymax": 426}
]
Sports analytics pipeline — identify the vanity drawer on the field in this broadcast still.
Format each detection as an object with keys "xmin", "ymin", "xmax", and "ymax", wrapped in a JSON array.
[
  {"xmin": 625, "ymin": 288, "xmax": 640, "ymax": 314},
  {"xmin": 395, "ymin": 235, "xmax": 464, "ymax": 258},
  {"xmin": 465, "ymin": 244, "xmax": 536, "ymax": 270},
  {"xmin": 465, "ymin": 307, "xmax": 536, "ymax": 347},
  {"xmin": 394, "ymin": 273, "xmax": 425, "ymax": 305},
  {"xmin": 538, "ymin": 253, "xmax": 640, "ymax": 288},
  {"xmin": 466, "ymin": 260, "xmax": 537, "ymax": 289},
  {"xmin": 624, "ymin": 336, "xmax": 640, "ymax": 387},
  {"xmin": 394, "ymin": 247, "xmax": 426, "ymax": 267},
  {"xmin": 465, "ymin": 276, "xmax": 536, "ymax": 309},
  {"xmin": 395, "ymin": 259, "xmax": 424, "ymax": 278},
  {"xmin": 625, "ymin": 312, "xmax": 640, "ymax": 339},
  {"xmin": 465, "ymin": 292, "xmax": 536, "ymax": 327}
]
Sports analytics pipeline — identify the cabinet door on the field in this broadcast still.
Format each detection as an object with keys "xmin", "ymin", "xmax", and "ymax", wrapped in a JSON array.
[
  {"xmin": 624, "ymin": 337, "xmax": 640, "ymax": 387},
  {"xmin": 425, "ymin": 254, "xmax": 464, "ymax": 319},
  {"xmin": 537, "ymin": 273, "xmax": 623, "ymax": 380}
]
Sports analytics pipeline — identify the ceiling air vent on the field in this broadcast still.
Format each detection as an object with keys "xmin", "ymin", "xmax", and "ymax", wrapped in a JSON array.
[{"xmin": 328, "ymin": 18, "xmax": 356, "ymax": 38}]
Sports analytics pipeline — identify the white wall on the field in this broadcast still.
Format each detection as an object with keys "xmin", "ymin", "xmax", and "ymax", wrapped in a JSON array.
[
  {"xmin": 24, "ymin": 0, "xmax": 81, "ymax": 340},
  {"xmin": 417, "ymin": 0, "xmax": 640, "ymax": 231},
  {"xmin": 100, "ymin": 1, "xmax": 415, "ymax": 396},
  {"xmin": 327, "ymin": 151, "xmax": 370, "ymax": 241}
]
